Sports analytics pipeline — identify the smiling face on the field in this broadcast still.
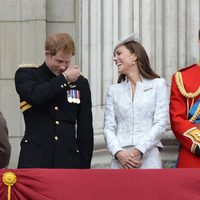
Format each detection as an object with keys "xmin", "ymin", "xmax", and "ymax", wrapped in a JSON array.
[
  {"xmin": 113, "ymin": 45, "xmax": 137, "ymax": 74},
  {"xmin": 45, "ymin": 50, "xmax": 72, "ymax": 76}
]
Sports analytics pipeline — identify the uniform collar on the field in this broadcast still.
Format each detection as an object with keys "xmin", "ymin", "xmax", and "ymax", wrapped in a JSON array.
[{"xmin": 40, "ymin": 62, "xmax": 56, "ymax": 79}]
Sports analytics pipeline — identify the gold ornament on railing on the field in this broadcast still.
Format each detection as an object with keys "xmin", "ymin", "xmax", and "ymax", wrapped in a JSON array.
[{"xmin": 2, "ymin": 172, "xmax": 17, "ymax": 200}]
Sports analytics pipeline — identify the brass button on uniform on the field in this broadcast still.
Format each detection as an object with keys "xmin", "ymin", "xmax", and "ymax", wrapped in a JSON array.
[
  {"xmin": 54, "ymin": 136, "xmax": 59, "ymax": 141},
  {"xmin": 55, "ymin": 121, "xmax": 59, "ymax": 125},
  {"xmin": 61, "ymin": 85, "xmax": 64, "ymax": 88},
  {"xmin": 24, "ymin": 140, "xmax": 28, "ymax": 143},
  {"xmin": 54, "ymin": 106, "xmax": 58, "ymax": 110},
  {"xmin": 76, "ymin": 149, "xmax": 79, "ymax": 153},
  {"xmin": 64, "ymin": 83, "xmax": 67, "ymax": 87}
]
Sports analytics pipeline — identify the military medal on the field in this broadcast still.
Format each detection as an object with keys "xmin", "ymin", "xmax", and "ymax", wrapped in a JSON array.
[
  {"xmin": 73, "ymin": 90, "xmax": 80, "ymax": 104},
  {"xmin": 76, "ymin": 90, "xmax": 80, "ymax": 104},
  {"xmin": 67, "ymin": 90, "xmax": 81, "ymax": 104},
  {"xmin": 67, "ymin": 90, "xmax": 73, "ymax": 103},
  {"xmin": 73, "ymin": 96, "xmax": 78, "ymax": 103},
  {"xmin": 68, "ymin": 96, "xmax": 73, "ymax": 103},
  {"xmin": 72, "ymin": 90, "xmax": 76, "ymax": 103}
]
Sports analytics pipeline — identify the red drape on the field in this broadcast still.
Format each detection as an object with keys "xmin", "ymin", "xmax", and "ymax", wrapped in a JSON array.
[{"xmin": 0, "ymin": 169, "xmax": 200, "ymax": 200}]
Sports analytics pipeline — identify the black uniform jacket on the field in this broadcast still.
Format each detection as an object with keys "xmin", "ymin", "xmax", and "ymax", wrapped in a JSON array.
[{"xmin": 15, "ymin": 63, "xmax": 93, "ymax": 168}]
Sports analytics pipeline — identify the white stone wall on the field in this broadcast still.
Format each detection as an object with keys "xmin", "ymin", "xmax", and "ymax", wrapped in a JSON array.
[
  {"xmin": 0, "ymin": 0, "xmax": 46, "ymax": 168},
  {"xmin": 0, "ymin": 0, "xmax": 200, "ymax": 168},
  {"xmin": 79, "ymin": 0, "xmax": 200, "ymax": 167}
]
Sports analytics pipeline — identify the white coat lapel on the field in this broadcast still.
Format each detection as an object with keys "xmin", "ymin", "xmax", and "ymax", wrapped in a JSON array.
[{"xmin": 141, "ymin": 77, "xmax": 153, "ymax": 91}]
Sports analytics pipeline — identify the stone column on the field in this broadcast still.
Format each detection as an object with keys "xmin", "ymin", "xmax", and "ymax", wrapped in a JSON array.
[
  {"xmin": 0, "ymin": 0, "xmax": 46, "ymax": 167},
  {"xmin": 78, "ymin": 0, "xmax": 200, "ymax": 168}
]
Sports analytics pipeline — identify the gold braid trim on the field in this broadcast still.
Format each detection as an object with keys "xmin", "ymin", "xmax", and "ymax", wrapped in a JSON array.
[
  {"xmin": 184, "ymin": 128, "xmax": 200, "ymax": 154},
  {"xmin": 175, "ymin": 72, "xmax": 200, "ymax": 98},
  {"xmin": 20, "ymin": 101, "xmax": 32, "ymax": 112},
  {"xmin": 18, "ymin": 63, "xmax": 38, "ymax": 68},
  {"xmin": 191, "ymin": 143, "xmax": 197, "ymax": 154},
  {"xmin": 189, "ymin": 103, "xmax": 200, "ymax": 123}
]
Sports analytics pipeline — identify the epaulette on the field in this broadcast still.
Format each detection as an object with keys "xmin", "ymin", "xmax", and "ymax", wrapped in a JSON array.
[
  {"xmin": 175, "ymin": 70, "xmax": 200, "ymax": 99},
  {"xmin": 17, "ymin": 63, "xmax": 38, "ymax": 68},
  {"xmin": 175, "ymin": 64, "xmax": 200, "ymax": 115},
  {"xmin": 80, "ymin": 73, "xmax": 84, "ymax": 78},
  {"xmin": 177, "ymin": 64, "xmax": 197, "ymax": 72}
]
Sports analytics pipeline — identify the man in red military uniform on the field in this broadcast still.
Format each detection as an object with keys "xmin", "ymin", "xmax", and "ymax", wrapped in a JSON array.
[{"xmin": 170, "ymin": 29, "xmax": 200, "ymax": 167}]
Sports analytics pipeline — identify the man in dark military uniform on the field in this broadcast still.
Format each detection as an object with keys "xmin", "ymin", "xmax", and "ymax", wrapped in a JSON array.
[{"xmin": 15, "ymin": 33, "xmax": 93, "ymax": 168}]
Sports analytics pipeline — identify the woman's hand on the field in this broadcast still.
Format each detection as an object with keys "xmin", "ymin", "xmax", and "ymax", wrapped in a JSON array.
[
  {"xmin": 115, "ymin": 150, "xmax": 141, "ymax": 169},
  {"xmin": 126, "ymin": 148, "xmax": 143, "ymax": 162}
]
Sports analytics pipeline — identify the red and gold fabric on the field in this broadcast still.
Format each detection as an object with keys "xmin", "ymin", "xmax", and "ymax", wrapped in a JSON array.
[
  {"xmin": 170, "ymin": 63, "xmax": 200, "ymax": 167},
  {"xmin": 1, "ymin": 169, "xmax": 200, "ymax": 199}
]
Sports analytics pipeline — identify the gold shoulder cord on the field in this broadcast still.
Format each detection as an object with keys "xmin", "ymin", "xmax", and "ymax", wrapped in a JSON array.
[
  {"xmin": 175, "ymin": 72, "xmax": 200, "ymax": 98},
  {"xmin": 18, "ymin": 63, "xmax": 38, "ymax": 67},
  {"xmin": 175, "ymin": 71, "xmax": 200, "ymax": 119}
]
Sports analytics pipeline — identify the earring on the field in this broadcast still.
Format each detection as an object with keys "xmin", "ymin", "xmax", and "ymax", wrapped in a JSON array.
[{"xmin": 132, "ymin": 61, "xmax": 136, "ymax": 65}]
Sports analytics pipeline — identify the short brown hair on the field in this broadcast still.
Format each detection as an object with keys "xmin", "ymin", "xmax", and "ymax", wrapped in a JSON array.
[{"xmin": 45, "ymin": 33, "xmax": 75, "ymax": 56}]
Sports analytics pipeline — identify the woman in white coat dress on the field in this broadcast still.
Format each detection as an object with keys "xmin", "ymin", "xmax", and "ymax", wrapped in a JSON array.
[{"xmin": 103, "ymin": 33, "xmax": 169, "ymax": 169}]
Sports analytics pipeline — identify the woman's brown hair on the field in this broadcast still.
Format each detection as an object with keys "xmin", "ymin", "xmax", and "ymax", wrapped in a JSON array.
[{"xmin": 117, "ymin": 41, "xmax": 160, "ymax": 83}]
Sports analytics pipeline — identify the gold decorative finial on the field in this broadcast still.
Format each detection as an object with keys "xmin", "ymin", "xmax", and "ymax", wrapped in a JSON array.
[
  {"xmin": 3, "ymin": 172, "xmax": 16, "ymax": 186},
  {"xmin": 2, "ymin": 172, "xmax": 17, "ymax": 200}
]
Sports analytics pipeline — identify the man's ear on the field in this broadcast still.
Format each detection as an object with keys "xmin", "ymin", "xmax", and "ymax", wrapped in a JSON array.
[
  {"xmin": 45, "ymin": 51, "xmax": 52, "ymax": 60},
  {"xmin": 45, "ymin": 51, "xmax": 50, "ymax": 57}
]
